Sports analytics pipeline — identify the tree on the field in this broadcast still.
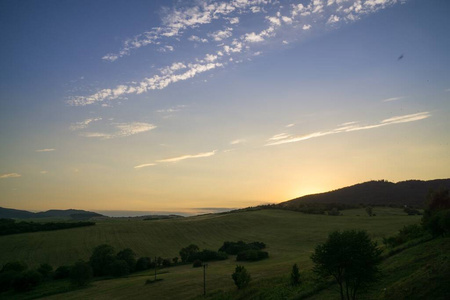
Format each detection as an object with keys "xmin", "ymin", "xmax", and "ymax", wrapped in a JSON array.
[
  {"xmin": 290, "ymin": 263, "xmax": 300, "ymax": 286},
  {"xmin": 37, "ymin": 263, "xmax": 53, "ymax": 279},
  {"xmin": 232, "ymin": 265, "xmax": 251, "ymax": 289},
  {"xmin": 422, "ymin": 188, "xmax": 450, "ymax": 236},
  {"xmin": 89, "ymin": 244, "xmax": 115, "ymax": 276},
  {"xmin": 311, "ymin": 230, "xmax": 382, "ymax": 300},
  {"xmin": 179, "ymin": 244, "xmax": 199, "ymax": 263},
  {"xmin": 135, "ymin": 257, "xmax": 151, "ymax": 271},
  {"xmin": 70, "ymin": 261, "xmax": 93, "ymax": 287},
  {"xmin": 110, "ymin": 260, "xmax": 130, "ymax": 277},
  {"xmin": 116, "ymin": 248, "xmax": 136, "ymax": 272},
  {"xmin": 12, "ymin": 270, "xmax": 41, "ymax": 292}
]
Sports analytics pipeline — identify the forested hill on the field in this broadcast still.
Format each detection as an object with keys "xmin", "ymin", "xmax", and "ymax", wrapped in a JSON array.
[
  {"xmin": 0, "ymin": 207, "xmax": 103, "ymax": 220},
  {"xmin": 280, "ymin": 179, "xmax": 450, "ymax": 208}
]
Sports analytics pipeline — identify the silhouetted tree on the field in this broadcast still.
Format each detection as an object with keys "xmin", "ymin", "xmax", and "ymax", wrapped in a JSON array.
[
  {"xmin": 179, "ymin": 244, "xmax": 199, "ymax": 263},
  {"xmin": 135, "ymin": 257, "xmax": 151, "ymax": 271},
  {"xmin": 70, "ymin": 261, "xmax": 93, "ymax": 287},
  {"xmin": 232, "ymin": 265, "xmax": 251, "ymax": 289},
  {"xmin": 365, "ymin": 206, "xmax": 373, "ymax": 217},
  {"xmin": 291, "ymin": 263, "xmax": 300, "ymax": 286},
  {"xmin": 13, "ymin": 270, "xmax": 41, "ymax": 292},
  {"xmin": 422, "ymin": 188, "xmax": 450, "ymax": 236},
  {"xmin": 116, "ymin": 248, "xmax": 136, "ymax": 272},
  {"xmin": 89, "ymin": 244, "xmax": 115, "ymax": 276},
  {"xmin": 53, "ymin": 266, "xmax": 71, "ymax": 280},
  {"xmin": 37, "ymin": 263, "xmax": 53, "ymax": 279},
  {"xmin": 110, "ymin": 260, "xmax": 130, "ymax": 277},
  {"xmin": 311, "ymin": 230, "xmax": 382, "ymax": 300}
]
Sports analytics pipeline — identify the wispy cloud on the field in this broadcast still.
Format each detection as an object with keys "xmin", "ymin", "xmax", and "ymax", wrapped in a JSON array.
[
  {"xmin": 266, "ymin": 112, "xmax": 431, "ymax": 146},
  {"xmin": 134, "ymin": 163, "xmax": 156, "ymax": 169},
  {"xmin": 382, "ymin": 96, "xmax": 404, "ymax": 102},
  {"xmin": 156, "ymin": 150, "xmax": 217, "ymax": 163},
  {"xmin": 81, "ymin": 122, "xmax": 156, "ymax": 139},
  {"xmin": 70, "ymin": 117, "xmax": 102, "ymax": 130},
  {"xmin": 36, "ymin": 148, "xmax": 56, "ymax": 152},
  {"xmin": 0, "ymin": 173, "xmax": 21, "ymax": 179},
  {"xmin": 230, "ymin": 139, "xmax": 245, "ymax": 145},
  {"xmin": 70, "ymin": 0, "xmax": 407, "ymax": 107}
]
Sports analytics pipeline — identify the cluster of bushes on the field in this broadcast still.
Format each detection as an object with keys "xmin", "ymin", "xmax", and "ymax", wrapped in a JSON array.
[
  {"xmin": 0, "ymin": 261, "xmax": 87, "ymax": 293},
  {"xmin": 403, "ymin": 206, "xmax": 421, "ymax": 215},
  {"xmin": 382, "ymin": 224, "xmax": 426, "ymax": 248},
  {"xmin": 179, "ymin": 244, "xmax": 228, "ymax": 265},
  {"xmin": 0, "ymin": 244, "xmax": 175, "ymax": 293},
  {"xmin": 219, "ymin": 241, "xmax": 268, "ymax": 262},
  {"xmin": 0, "ymin": 218, "xmax": 95, "ymax": 236}
]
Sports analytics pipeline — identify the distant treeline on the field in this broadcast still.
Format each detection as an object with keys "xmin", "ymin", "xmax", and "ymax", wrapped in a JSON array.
[{"xmin": 0, "ymin": 219, "xmax": 95, "ymax": 236}]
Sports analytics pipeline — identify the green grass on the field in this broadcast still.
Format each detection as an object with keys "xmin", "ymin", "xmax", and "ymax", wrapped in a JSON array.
[{"xmin": 0, "ymin": 208, "xmax": 422, "ymax": 299}]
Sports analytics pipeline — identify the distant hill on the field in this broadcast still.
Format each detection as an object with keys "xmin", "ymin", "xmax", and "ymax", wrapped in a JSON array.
[
  {"xmin": 280, "ymin": 179, "xmax": 450, "ymax": 208},
  {"xmin": 0, "ymin": 207, "xmax": 103, "ymax": 220}
]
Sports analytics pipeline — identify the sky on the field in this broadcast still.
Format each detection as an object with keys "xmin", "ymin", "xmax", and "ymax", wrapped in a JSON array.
[{"xmin": 0, "ymin": 0, "xmax": 449, "ymax": 214}]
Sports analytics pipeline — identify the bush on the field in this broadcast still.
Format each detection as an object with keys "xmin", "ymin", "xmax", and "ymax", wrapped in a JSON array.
[
  {"xmin": 195, "ymin": 249, "xmax": 228, "ymax": 262},
  {"xmin": 135, "ymin": 257, "xmax": 151, "ymax": 271},
  {"xmin": 291, "ymin": 263, "xmax": 300, "ymax": 286},
  {"xmin": 37, "ymin": 263, "xmax": 53, "ymax": 279},
  {"xmin": 179, "ymin": 244, "xmax": 199, "ymax": 263},
  {"xmin": 236, "ymin": 249, "xmax": 268, "ymax": 262},
  {"xmin": 1, "ymin": 261, "xmax": 27, "ymax": 273},
  {"xmin": 89, "ymin": 244, "xmax": 115, "ymax": 276},
  {"xmin": 53, "ymin": 266, "xmax": 71, "ymax": 280},
  {"xmin": 110, "ymin": 260, "xmax": 130, "ymax": 277},
  {"xmin": 219, "ymin": 241, "xmax": 266, "ymax": 255},
  {"xmin": 13, "ymin": 270, "xmax": 41, "ymax": 292},
  {"xmin": 422, "ymin": 188, "xmax": 450, "ymax": 236},
  {"xmin": 192, "ymin": 260, "xmax": 203, "ymax": 268},
  {"xmin": 232, "ymin": 265, "xmax": 251, "ymax": 289},
  {"xmin": 162, "ymin": 259, "xmax": 172, "ymax": 267},
  {"xmin": 383, "ymin": 224, "xmax": 426, "ymax": 248},
  {"xmin": 116, "ymin": 248, "xmax": 136, "ymax": 273},
  {"xmin": 0, "ymin": 271, "xmax": 20, "ymax": 292},
  {"xmin": 70, "ymin": 261, "xmax": 93, "ymax": 287}
]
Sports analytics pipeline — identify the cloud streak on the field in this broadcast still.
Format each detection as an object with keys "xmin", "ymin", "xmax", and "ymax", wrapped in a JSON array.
[
  {"xmin": 157, "ymin": 150, "xmax": 217, "ymax": 163},
  {"xmin": 36, "ymin": 149, "xmax": 56, "ymax": 152},
  {"xmin": 266, "ymin": 112, "xmax": 431, "ymax": 146},
  {"xmin": 0, "ymin": 173, "xmax": 21, "ymax": 179},
  {"xmin": 80, "ymin": 122, "xmax": 156, "ymax": 139}
]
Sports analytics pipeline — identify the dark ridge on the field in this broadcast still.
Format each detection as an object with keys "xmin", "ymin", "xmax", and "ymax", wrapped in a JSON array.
[
  {"xmin": 280, "ymin": 179, "xmax": 450, "ymax": 208},
  {"xmin": 0, "ymin": 207, "xmax": 104, "ymax": 220}
]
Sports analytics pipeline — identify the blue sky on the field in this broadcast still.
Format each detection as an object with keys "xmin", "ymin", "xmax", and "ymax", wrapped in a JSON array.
[{"xmin": 1, "ymin": 0, "xmax": 449, "ymax": 213}]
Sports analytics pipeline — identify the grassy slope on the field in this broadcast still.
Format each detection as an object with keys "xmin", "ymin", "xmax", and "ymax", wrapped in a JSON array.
[{"xmin": 0, "ymin": 208, "xmax": 421, "ymax": 299}]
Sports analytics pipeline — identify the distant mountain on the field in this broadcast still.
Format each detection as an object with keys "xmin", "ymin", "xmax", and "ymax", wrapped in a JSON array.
[
  {"xmin": 0, "ymin": 207, "xmax": 104, "ymax": 220},
  {"xmin": 280, "ymin": 179, "xmax": 450, "ymax": 208}
]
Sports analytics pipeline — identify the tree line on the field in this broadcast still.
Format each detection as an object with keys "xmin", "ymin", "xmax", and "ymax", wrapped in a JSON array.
[{"xmin": 0, "ymin": 218, "xmax": 95, "ymax": 236}]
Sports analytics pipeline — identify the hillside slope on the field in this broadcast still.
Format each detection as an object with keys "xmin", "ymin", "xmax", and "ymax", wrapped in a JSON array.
[
  {"xmin": 0, "ymin": 207, "xmax": 103, "ymax": 219},
  {"xmin": 280, "ymin": 179, "xmax": 450, "ymax": 208}
]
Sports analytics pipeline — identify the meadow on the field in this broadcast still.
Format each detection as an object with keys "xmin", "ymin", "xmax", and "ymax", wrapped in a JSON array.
[{"xmin": 0, "ymin": 208, "xmax": 423, "ymax": 299}]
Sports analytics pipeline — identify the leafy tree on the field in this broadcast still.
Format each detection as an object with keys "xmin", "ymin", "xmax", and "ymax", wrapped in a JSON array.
[
  {"xmin": 311, "ymin": 230, "xmax": 382, "ymax": 300},
  {"xmin": 192, "ymin": 259, "xmax": 203, "ymax": 268},
  {"xmin": 89, "ymin": 244, "xmax": 115, "ymax": 276},
  {"xmin": 135, "ymin": 257, "xmax": 151, "ymax": 271},
  {"xmin": 422, "ymin": 188, "xmax": 450, "ymax": 236},
  {"xmin": 1, "ymin": 261, "xmax": 27, "ymax": 273},
  {"xmin": 172, "ymin": 257, "xmax": 179, "ymax": 264},
  {"xmin": 179, "ymin": 244, "xmax": 199, "ymax": 263},
  {"xmin": 110, "ymin": 260, "xmax": 130, "ymax": 277},
  {"xmin": 290, "ymin": 263, "xmax": 300, "ymax": 286},
  {"xmin": 70, "ymin": 260, "xmax": 93, "ymax": 287},
  {"xmin": 0, "ymin": 261, "xmax": 28, "ymax": 292},
  {"xmin": 116, "ymin": 248, "xmax": 136, "ymax": 272},
  {"xmin": 232, "ymin": 265, "xmax": 251, "ymax": 289}
]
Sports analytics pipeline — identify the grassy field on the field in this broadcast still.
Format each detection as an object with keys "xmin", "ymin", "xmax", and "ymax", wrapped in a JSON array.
[{"xmin": 0, "ymin": 208, "xmax": 422, "ymax": 299}]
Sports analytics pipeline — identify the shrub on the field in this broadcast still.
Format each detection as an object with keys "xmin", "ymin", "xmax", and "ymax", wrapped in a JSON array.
[
  {"xmin": 162, "ymin": 259, "xmax": 172, "ymax": 267},
  {"xmin": 1, "ymin": 261, "xmax": 27, "ymax": 273},
  {"xmin": 116, "ymin": 248, "xmax": 136, "ymax": 272},
  {"xmin": 192, "ymin": 260, "xmax": 203, "ymax": 268},
  {"xmin": 135, "ymin": 257, "xmax": 151, "ymax": 271},
  {"xmin": 195, "ymin": 249, "xmax": 228, "ymax": 262},
  {"xmin": 89, "ymin": 244, "xmax": 115, "ymax": 276},
  {"xmin": 179, "ymin": 244, "xmax": 199, "ymax": 263},
  {"xmin": 70, "ymin": 261, "xmax": 93, "ymax": 287},
  {"xmin": 53, "ymin": 266, "xmax": 71, "ymax": 280},
  {"xmin": 110, "ymin": 260, "xmax": 130, "ymax": 277},
  {"xmin": 219, "ymin": 241, "xmax": 266, "ymax": 255},
  {"xmin": 37, "ymin": 263, "xmax": 53, "ymax": 279},
  {"xmin": 236, "ymin": 249, "xmax": 268, "ymax": 262},
  {"xmin": 232, "ymin": 265, "xmax": 251, "ymax": 289},
  {"xmin": 291, "ymin": 263, "xmax": 300, "ymax": 286},
  {"xmin": 0, "ymin": 271, "xmax": 20, "ymax": 292},
  {"xmin": 13, "ymin": 270, "xmax": 41, "ymax": 292}
]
